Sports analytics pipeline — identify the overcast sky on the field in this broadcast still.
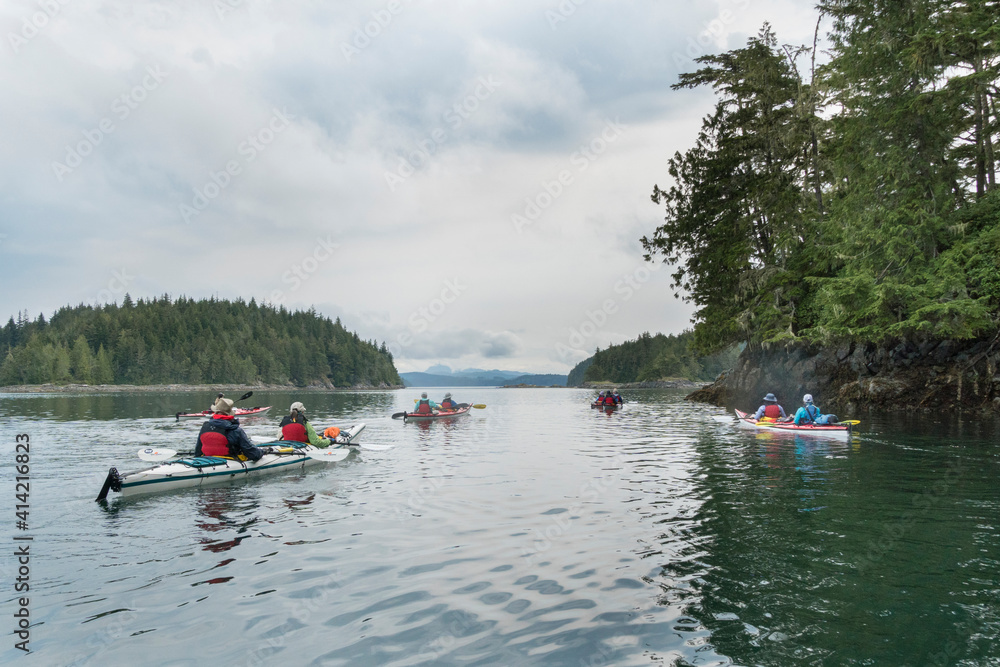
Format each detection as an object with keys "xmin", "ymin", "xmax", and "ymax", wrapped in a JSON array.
[{"xmin": 0, "ymin": 0, "xmax": 823, "ymax": 374}]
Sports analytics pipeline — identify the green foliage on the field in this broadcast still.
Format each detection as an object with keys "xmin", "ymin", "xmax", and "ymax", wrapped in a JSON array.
[
  {"xmin": 0, "ymin": 297, "xmax": 402, "ymax": 387},
  {"xmin": 577, "ymin": 331, "xmax": 739, "ymax": 384},
  {"xmin": 645, "ymin": 7, "xmax": 1000, "ymax": 350}
]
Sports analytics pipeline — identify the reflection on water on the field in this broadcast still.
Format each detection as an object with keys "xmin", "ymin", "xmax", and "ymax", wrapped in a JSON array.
[{"xmin": 1, "ymin": 388, "xmax": 998, "ymax": 665}]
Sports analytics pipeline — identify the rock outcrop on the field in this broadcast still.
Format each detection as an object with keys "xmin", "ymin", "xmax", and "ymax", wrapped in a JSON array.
[{"xmin": 687, "ymin": 337, "xmax": 1000, "ymax": 413}]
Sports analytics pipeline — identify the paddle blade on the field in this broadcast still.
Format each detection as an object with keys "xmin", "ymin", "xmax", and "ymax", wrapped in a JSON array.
[
  {"xmin": 472, "ymin": 404, "xmax": 486, "ymax": 409},
  {"xmin": 391, "ymin": 412, "xmax": 407, "ymax": 419},
  {"xmin": 305, "ymin": 447, "xmax": 350, "ymax": 462},
  {"xmin": 138, "ymin": 447, "xmax": 178, "ymax": 462},
  {"xmin": 237, "ymin": 391, "xmax": 253, "ymax": 402},
  {"xmin": 838, "ymin": 420, "xmax": 861, "ymax": 426},
  {"xmin": 356, "ymin": 442, "xmax": 394, "ymax": 451}
]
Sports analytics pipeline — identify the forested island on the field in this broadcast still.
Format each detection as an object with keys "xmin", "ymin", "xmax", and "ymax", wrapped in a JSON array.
[
  {"xmin": 0, "ymin": 296, "xmax": 402, "ymax": 388},
  {"xmin": 567, "ymin": 332, "xmax": 739, "ymax": 386},
  {"xmin": 643, "ymin": 3, "xmax": 1000, "ymax": 412}
]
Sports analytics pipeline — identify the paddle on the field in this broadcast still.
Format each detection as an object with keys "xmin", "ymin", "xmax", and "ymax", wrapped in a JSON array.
[
  {"xmin": 837, "ymin": 420, "xmax": 861, "ymax": 426},
  {"xmin": 176, "ymin": 391, "xmax": 254, "ymax": 420}
]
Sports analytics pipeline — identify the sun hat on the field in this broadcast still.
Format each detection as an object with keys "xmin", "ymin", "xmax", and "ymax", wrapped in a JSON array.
[
  {"xmin": 763, "ymin": 393, "xmax": 777, "ymax": 402},
  {"xmin": 213, "ymin": 398, "xmax": 235, "ymax": 415},
  {"xmin": 444, "ymin": 392, "xmax": 452, "ymax": 399},
  {"xmin": 803, "ymin": 394, "xmax": 813, "ymax": 404},
  {"xmin": 290, "ymin": 401, "xmax": 305, "ymax": 412}
]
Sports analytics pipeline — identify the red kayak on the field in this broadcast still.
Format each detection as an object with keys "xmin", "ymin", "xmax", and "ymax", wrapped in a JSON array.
[
  {"xmin": 175, "ymin": 406, "xmax": 272, "ymax": 420},
  {"xmin": 402, "ymin": 405, "xmax": 472, "ymax": 421}
]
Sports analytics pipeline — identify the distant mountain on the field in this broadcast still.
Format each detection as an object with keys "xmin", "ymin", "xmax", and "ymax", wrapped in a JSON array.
[{"xmin": 401, "ymin": 371, "xmax": 567, "ymax": 387}]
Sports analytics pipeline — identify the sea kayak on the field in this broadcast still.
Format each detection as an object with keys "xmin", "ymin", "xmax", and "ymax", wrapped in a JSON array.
[
  {"xmin": 402, "ymin": 405, "xmax": 472, "ymax": 421},
  {"xmin": 97, "ymin": 423, "xmax": 365, "ymax": 499},
  {"xmin": 734, "ymin": 410, "xmax": 854, "ymax": 439},
  {"xmin": 176, "ymin": 406, "xmax": 272, "ymax": 419}
]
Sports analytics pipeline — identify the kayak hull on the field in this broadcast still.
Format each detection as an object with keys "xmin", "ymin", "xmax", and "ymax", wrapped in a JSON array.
[
  {"xmin": 402, "ymin": 405, "xmax": 472, "ymax": 421},
  {"xmin": 107, "ymin": 423, "xmax": 365, "ymax": 498},
  {"xmin": 591, "ymin": 402, "xmax": 620, "ymax": 409},
  {"xmin": 176, "ymin": 406, "xmax": 272, "ymax": 419},
  {"xmin": 734, "ymin": 410, "xmax": 852, "ymax": 440}
]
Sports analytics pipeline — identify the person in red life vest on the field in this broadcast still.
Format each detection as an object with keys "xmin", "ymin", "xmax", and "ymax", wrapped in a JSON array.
[
  {"xmin": 439, "ymin": 393, "xmax": 461, "ymax": 410},
  {"xmin": 612, "ymin": 389, "xmax": 624, "ymax": 405},
  {"xmin": 754, "ymin": 393, "xmax": 788, "ymax": 422},
  {"xmin": 414, "ymin": 392, "xmax": 440, "ymax": 415},
  {"xmin": 603, "ymin": 391, "xmax": 617, "ymax": 406},
  {"xmin": 194, "ymin": 398, "xmax": 265, "ymax": 460},
  {"xmin": 278, "ymin": 402, "xmax": 333, "ymax": 447},
  {"xmin": 594, "ymin": 391, "xmax": 606, "ymax": 405}
]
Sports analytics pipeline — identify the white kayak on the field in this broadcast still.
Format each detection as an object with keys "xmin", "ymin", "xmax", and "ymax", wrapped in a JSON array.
[
  {"xmin": 734, "ymin": 410, "xmax": 854, "ymax": 440},
  {"xmin": 97, "ymin": 424, "xmax": 365, "ymax": 499}
]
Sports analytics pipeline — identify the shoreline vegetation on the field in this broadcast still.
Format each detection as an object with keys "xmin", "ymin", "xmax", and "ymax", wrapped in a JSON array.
[
  {"xmin": 640, "ymin": 11, "xmax": 1000, "ymax": 412},
  {"xmin": 0, "ymin": 382, "xmax": 403, "ymax": 394},
  {"xmin": 1, "ymin": 296, "xmax": 401, "ymax": 389}
]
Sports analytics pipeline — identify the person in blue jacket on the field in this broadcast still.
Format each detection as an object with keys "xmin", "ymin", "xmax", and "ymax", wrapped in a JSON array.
[{"xmin": 793, "ymin": 394, "xmax": 838, "ymax": 425}]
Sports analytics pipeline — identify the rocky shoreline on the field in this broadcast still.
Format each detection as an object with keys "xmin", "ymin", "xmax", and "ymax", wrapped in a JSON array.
[
  {"xmin": 687, "ymin": 337, "xmax": 1000, "ymax": 414},
  {"xmin": 0, "ymin": 382, "xmax": 403, "ymax": 394}
]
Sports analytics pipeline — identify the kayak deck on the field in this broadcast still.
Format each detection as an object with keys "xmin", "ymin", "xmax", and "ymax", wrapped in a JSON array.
[
  {"xmin": 734, "ymin": 410, "xmax": 852, "ymax": 439},
  {"xmin": 100, "ymin": 423, "xmax": 365, "ymax": 499}
]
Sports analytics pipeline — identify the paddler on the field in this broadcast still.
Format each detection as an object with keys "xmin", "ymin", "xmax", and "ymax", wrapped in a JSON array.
[
  {"xmin": 595, "ymin": 391, "xmax": 606, "ymax": 405},
  {"xmin": 414, "ymin": 392, "xmax": 439, "ymax": 415},
  {"xmin": 439, "ymin": 393, "xmax": 460, "ymax": 410},
  {"xmin": 754, "ymin": 393, "xmax": 788, "ymax": 422},
  {"xmin": 793, "ymin": 394, "xmax": 838, "ymax": 425},
  {"xmin": 195, "ymin": 397, "xmax": 264, "ymax": 461},
  {"xmin": 278, "ymin": 401, "xmax": 334, "ymax": 447},
  {"xmin": 612, "ymin": 389, "xmax": 624, "ymax": 405}
]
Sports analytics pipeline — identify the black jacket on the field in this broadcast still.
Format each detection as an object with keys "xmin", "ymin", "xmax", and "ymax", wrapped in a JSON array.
[{"xmin": 195, "ymin": 415, "xmax": 264, "ymax": 461}]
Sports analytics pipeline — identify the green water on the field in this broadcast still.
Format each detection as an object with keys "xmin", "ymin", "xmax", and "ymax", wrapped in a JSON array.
[{"xmin": 0, "ymin": 388, "xmax": 997, "ymax": 665}]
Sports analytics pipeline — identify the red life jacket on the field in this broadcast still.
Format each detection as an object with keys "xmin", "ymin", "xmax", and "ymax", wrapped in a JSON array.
[
  {"xmin": 281, "ymin": 420, "xmax": 308, "ymax": 443},
  {"xmin": 416, "ymin": 399, "xmax": 433, "ymax": 414},
  {"xmin": 764, "ymin": 404, "xmax": 782, "ymax": 419},
  {"xmin": 198, "ymin": 416, "xmax": 235, "ymax": 457},
  {"xmin": 604, "ymin": 395, "xmax": 616, "ymax": 406},
  {"xmin": 440, "ymin": 400, "xmax": 457, "ymax": 410}
]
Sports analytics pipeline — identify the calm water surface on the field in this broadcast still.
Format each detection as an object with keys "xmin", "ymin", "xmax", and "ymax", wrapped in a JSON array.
[{"xmin": 1, "ymin": 388, "xmax": 999, "ymax": 666}]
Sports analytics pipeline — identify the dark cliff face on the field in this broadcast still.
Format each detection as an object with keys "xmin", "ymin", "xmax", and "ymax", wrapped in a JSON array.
[{"xmin": 687, "ymin": 338, "xmax": 1000, "ymax": 413}]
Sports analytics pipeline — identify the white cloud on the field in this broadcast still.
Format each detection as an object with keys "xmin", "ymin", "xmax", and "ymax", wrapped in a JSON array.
[{"xmin": 0, "ymin": 0, "xmax": 822, "ymax": 373}]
